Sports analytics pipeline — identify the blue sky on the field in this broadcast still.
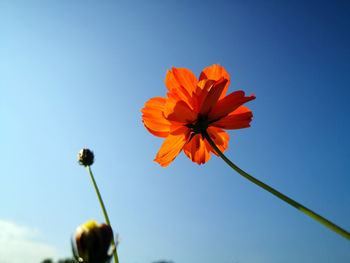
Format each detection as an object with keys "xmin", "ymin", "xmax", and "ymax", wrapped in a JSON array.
[{"xmin": 1, "ymin": 1, "xmax": 350, "ymax": 262}]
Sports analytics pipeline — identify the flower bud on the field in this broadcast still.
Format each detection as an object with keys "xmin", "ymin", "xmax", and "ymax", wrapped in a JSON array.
[
  {"xmin": 78, "ymin": 149, "xmax": 94, "ymax": 166},
  {"xmin": 74, "ymin": 220, "xmax": 113, "ymax": 263}
]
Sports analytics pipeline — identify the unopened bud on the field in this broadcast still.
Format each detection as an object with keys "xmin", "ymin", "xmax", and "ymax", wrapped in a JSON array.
[
  {"xmin": 74, "ymin": 220, "xmax": 113, "ymax": 263},
  {"xmin": 78, "ymin": 149, "xmax": 94, "ymax": 166}
]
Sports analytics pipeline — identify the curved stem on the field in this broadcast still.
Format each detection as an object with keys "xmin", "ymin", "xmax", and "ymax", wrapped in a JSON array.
[
  {"xmin": 202, "ymin": 130, "xmax": 350, "ymax": 241},
  {"xmin": 88, "ymin": 166, "xmax": 120, "ymax": 263}
]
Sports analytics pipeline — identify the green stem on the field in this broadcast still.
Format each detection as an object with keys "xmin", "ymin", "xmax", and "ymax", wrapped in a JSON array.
[
  {"xmin": 202, "ymin": 130, "xmax": 350, "ymax": 241},
  {"xmin": 88, "ymin": 166, "xmax": 120, "ymax": 263}
]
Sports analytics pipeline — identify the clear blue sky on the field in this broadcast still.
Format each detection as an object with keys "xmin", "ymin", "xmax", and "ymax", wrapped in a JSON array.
[{"xmin": 1, "ymin": 1, "xmax": 349, "ymax": 262}]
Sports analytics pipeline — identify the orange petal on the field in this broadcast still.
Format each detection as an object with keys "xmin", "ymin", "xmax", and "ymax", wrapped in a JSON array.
[
  {"xmin": 165, "ymin": 68, "xmax": 197, "ymax": 109},
  {"xmin": 199, "ymin": 64, "xmax": 230, "ymax": 99},
  {"xmin": 199, "ymin": 78, "xmax": 228, "ymax": 116},
  {"xmin": 212, "ymin": 106, "xmax": 253, "ymax": 130},
  {"xmin": 144, "ymin": 126, "xmax": 169, "ymax": 138},
  {"xmin": 141, "ymin": 97, "xmax": 171, "ymax": 138},
  {"xmin": 205, "ymin": 127, "xmax": 230, "ymax": 156},
  {"xmin": 163, "ymin": 92, "xmax": 197, "ymax": 123},
  {"xmin": 192, "ymin": 79, "xmax": 215, "ymax": 113},
  {"xmin": 172, "ymin": 67, "xmax": 198, "ymax": 95},
  {"xmin": 209, "ymin": 91, "xmax": 255, "ymax": 121},
  {"xmin": 183, "ymin": 134, "xmax": 211, "ymax": 165},
  {"xmin": 154, "ymin": 126, "xmax": 190, "ymax": 167}
]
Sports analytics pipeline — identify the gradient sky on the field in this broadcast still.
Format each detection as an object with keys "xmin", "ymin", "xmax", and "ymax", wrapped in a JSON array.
[{"xmin": 1, "ymin": 1, "xmax": 350, "ymax": 263}]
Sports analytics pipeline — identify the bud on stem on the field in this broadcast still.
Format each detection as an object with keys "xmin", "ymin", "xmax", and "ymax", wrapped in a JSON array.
[{"xmin": 73, "ymin": 220, "xmax": 115, "ymax": 263}]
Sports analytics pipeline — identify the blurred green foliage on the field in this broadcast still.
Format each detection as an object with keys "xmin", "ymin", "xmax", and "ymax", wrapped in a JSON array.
[
  {"xmin": 41, "ymin": 259, "xmax": 75, "ymax": 263},
  {"xmin": 41, "ymin": 259, "xmax": 173, "ymax": 263}
]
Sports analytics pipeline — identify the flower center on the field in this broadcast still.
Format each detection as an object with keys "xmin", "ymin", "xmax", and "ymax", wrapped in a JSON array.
[{"xmin": 186, "ymin": 114, "xmax": 209, "ymax": 137}]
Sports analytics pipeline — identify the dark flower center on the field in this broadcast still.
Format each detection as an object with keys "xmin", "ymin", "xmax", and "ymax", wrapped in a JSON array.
[{"xmin": 185, "ymin": 114, "xmax": 209, "ymax": 140}]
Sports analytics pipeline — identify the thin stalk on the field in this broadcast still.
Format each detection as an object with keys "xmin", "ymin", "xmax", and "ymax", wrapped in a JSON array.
[
  {"xmin": 88, "ymin": 166, "xmax": 120, "ymax": 263},
  {"xmin": 202, "ymin": 130, "xmax": 350, "ymax": 241}
]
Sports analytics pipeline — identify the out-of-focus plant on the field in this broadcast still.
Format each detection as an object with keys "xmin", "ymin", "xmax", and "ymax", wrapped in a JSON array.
[
  {"xmin": 72, "ymin": 219, "xmax": 115, "ymax": 263},
  {"xmin": 41, "ymin": 258, "xmax": 76, "ymax": 263}
]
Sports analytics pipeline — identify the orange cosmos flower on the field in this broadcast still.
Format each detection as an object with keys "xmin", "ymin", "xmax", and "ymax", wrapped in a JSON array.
[{"xmin": 141, "ymin": 64, "xmax": 255, "ymax": 167}]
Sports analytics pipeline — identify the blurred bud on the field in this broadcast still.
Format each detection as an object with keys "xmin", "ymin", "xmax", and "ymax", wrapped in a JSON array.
[
  {"xmin": 78, "ymin": 149, "xmax": 94, "ymax": 166},
  {"xmin": 73, "ymin": 220, "xmax": 114, "ymax": 263}
]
